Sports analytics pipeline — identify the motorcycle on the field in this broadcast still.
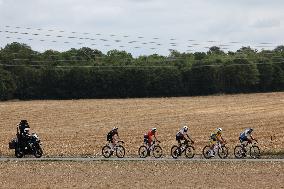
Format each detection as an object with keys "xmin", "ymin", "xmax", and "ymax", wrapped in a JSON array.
[{"xmin": 9, "ymin": 128, "xmax": 43, "ymax": 158}]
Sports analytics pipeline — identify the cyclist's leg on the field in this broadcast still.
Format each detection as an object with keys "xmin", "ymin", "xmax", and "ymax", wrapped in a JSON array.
[
  {"xmin": 148, "ymin": 138, "xmax": 153, "ymax": 149},
  {"xmin": 210, "ymin": 139, "xmax": 216, "ymax": 156},
  {"xmin": 241, "ymin": 137, "xmax": 248, "ymax": 148},
  {"xmin": 210, "ymin": 138, "xmax": 216, "ymax": 150},
  {"xmin": 111, "ymin": 138, "xmax": 116, "ymax": 150},
  {"xmin": 144, "ymin": 135, "xmax": 149, "ymax": 147},
  {"xmin": 107, "ymin": 135, "xmax": 112, "ymax": 147},
  {"xmin": 176, "ymin": 135, "xmax": 182, "ymax": 147}
]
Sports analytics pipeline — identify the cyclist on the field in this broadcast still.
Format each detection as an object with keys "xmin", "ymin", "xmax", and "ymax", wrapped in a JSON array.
[
  {"xmin": 208, "ymin": 128, "xmax": 226, "ymax": 157},
  {"xmin": 239, "ymin": 128, "xmax": 257, "ymax": 154},
  {"xmin": 107, "ymin": 127, "xmax": 120, "ymax": 150},
  {"xmin": 144, "ymin": 128, "xmax": 159, "ymax": 149},
  {"xmin": 176, "ymin": 125, "xmax": 194, "ymax": 147}
]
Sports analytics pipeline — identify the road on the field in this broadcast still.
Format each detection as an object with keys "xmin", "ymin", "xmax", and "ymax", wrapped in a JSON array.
[{"xmin": 0, "ymin": 157, "xmax": 283, "ymax": 162}]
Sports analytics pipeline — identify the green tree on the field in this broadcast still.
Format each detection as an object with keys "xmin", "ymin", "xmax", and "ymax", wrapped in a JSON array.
[
  {"xmin": 256, "ymin": 58, "xmax": 274, "ymax": 91},
  {"xmin": 105, "ymin": 50, "xmax": 133, "ymax": 65},
  {"xmin": 0, "ymin": 68, "xmax": 16, "ymax": 100},
  {"xmin": 221, "ymin": 58, "xmax": 259, "ymax": 93}
]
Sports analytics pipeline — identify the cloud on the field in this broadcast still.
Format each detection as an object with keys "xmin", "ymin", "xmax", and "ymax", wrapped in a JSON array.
[
  {"xmin": 251, "ymin": 19, "xmax": 281, "ymax": 28},
  {"xmin": 0, "ymin": 0, "xmax": 284, "ymax": 55}
]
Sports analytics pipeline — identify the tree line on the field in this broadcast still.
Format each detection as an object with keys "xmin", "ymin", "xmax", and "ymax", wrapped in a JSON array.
[{"xmin": 0, "ymin": 42, "xmax": 283, "ymax": 100}]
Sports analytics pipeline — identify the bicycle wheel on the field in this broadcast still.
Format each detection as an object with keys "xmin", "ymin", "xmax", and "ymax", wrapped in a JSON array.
[
  {"xmin": 102, "ymin": 145, "xmax": 112, "ymax": 158},
  {"xmin": 153, "ymin": 145, "xmax": 163, "ymax": 158},
  {"xmin": 138, "ymin": 145, "xmax": 148, "ymax": 158},
  {"xmin": 250, "ymin": 146, "xmax": 260, "ymax": 159},
  {"xmin": 116, "ymin": 145, "xmax": 125, "ymax": 158},
  {"xmin": 234, "ymin": 145, "xmax": 244, "ymax": 159},
  {"xmin": 202, "ymin": 145, "xmax": 212, "ymax": 159},
  {"xmin": 171, "ymin": 145, "xmax": 180, "ymax": 159},
  {"xmin": 185, "ymin": 145, "xmax": 195, "ymax": 159},
  {"xmin": 218, "ymin": 145, "xmax": 229, "ymax": 159}
]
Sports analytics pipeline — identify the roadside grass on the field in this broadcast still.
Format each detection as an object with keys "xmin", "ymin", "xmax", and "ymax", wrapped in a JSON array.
[{"xmin": 261, "ymin": 149, "xmax": 284, "ymax": 157}]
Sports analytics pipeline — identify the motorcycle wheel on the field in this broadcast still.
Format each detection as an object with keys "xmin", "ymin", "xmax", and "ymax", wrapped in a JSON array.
[
  {"xmin": 15, "ymin": 147, "xmax": 24, "ymax": 158},
  {"xmin": 33, "ymin": 145, "xmax": 43, "ymax": 158}
]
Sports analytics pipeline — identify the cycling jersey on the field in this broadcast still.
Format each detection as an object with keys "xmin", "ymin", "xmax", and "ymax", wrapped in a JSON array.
[
  {"xmin": 147, "ymin": 130, "xmax": 155, "ymax": 138},
  {"xmin": 176, "ymin": 128, "xmax": 187, "ymax": 137},
  {"xmin": 240, "ymin": 129, "xmax": 251, "ymax": 138},
  {"xmin": 239, "ymin": 129, "xmax": 252, "ymax": 142},
  {"xmin": 144, "ymin": 130, "xmax": 156, "ymax": 144},
  {"xmin": 107, "ymin": 129, "xmax": 118, "ymax": 141},
  {"xmin": 210, "ymin": 131, "xmax": 221, "ymax": 141}
]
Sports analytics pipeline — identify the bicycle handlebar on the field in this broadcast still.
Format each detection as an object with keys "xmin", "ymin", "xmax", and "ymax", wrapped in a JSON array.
[
  {"xmin": 153, "ymin": 140, "xmax": 161, "ymax": 144},
  {"xmin": 249, "ymin": 139, "xmax": 258, "ymax": 144}
]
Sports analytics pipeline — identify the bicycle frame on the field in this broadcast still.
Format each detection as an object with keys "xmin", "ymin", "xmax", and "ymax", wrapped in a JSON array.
[
  {"xmin": 179, "ymin": 141, "xmax": 191, "ymax": 153},
  {"xmin": 148, "ymin": 141, "xmax": 160, "ymax": 152},
  {"xmin": 107, "ymin": 140, "xmax": 124, "ymax": 149},
  {"xmin": 213, "ymin": 141, "xmax": 224, "ymax": 153}
]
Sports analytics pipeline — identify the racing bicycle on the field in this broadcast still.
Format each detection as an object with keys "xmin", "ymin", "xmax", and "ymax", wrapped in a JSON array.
[
  {"xmin": 138, "ymin": 141, "xmax": 163, "ymax": 158},
  {"xmin": 203, "ymin": 141, "xmax": 229, "ymax": 159},
  {"xmin": 102, "ymin": 140, "xmax": 125, "ymax": 158},
  {"xmin": 171, "ymin": 140, "xmax": 195, "ymax": 159},
  {"xmin": 234, "ymin": 139, "xmax": 260, "ymax": 159}
]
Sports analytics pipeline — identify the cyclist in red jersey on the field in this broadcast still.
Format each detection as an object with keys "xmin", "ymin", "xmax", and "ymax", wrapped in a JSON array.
[{"xmin": 144, "ymin": 128, "xmax": 159, "ymax": 148}]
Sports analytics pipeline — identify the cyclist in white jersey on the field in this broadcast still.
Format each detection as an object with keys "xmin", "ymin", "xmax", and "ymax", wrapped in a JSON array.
[{"xmin": 176, "ymin": 125, "xmax": 194, "ymax": 147}]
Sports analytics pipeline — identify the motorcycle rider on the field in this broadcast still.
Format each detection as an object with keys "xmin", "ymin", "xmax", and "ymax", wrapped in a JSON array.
[
  {"xmin": 18, "ymin": 120, "xmax": 30, "ymax": 135},
  {"xmin": 22, "ymin": 127, "xmax": 33, "ymax": 148},
  {"xmin": 17, "ymin": 120, "xmax": 31, "ymax": 147},
  {"xmin": 176, "ymin": 125, "xmax": 194, "ymax": 147}
]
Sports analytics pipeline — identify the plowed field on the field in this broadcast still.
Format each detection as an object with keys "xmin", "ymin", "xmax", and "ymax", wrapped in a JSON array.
[
  {"xmin": 0, "ymin": 92, "xmax": 283, "ymax": 157},
  {"xmin": 0, "ymin": 161, "xmax": 283, "ymax": 188}
]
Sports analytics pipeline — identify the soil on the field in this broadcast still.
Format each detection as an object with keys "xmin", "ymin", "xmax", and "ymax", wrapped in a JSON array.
[
  {"xmin": 0, "ymin": 161, "xmax": 283, "ymax": 189},
  {"xmin": 0, "ymin": 92, "xmax": 283, "ymax": 157}
]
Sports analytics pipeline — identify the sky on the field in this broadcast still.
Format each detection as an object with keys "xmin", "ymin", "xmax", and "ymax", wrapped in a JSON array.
[{"xmin": 0, "ymin": 0, "xmax": 284, "ymax": 56}]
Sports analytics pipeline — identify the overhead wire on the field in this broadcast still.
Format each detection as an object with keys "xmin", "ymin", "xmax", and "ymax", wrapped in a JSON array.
[{"xmin": 1, "ymin": 25, "xmax": 282, "ymax": 54}]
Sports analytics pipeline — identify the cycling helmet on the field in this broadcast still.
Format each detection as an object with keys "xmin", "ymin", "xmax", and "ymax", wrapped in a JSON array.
[
  {"xmin": 113, "ymin": 127, "xmax": 118, "ymax": 130},
  {"xmin": 183, "ymin": 125, "xmax": 188, "ymax": 132},
  {"xmin": 217, "ymin": 128, "xmax": 222, "ymax": 133},
  {"xmin": 152, "ymin": 128, "xmax": 157, "ymax": 132},
  {"xmin": 248, "ymin": 128, "xmax": 253, "ymax": 133}
]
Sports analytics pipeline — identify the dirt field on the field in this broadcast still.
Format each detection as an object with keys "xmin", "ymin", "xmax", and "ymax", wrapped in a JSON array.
[
  {"xmin": 0, "ymin": 160, "xmax": 283, "ymax": 189},
  {"xmin": 0, "ymin": 92, "xmax": 283, "ymax": 157}
]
